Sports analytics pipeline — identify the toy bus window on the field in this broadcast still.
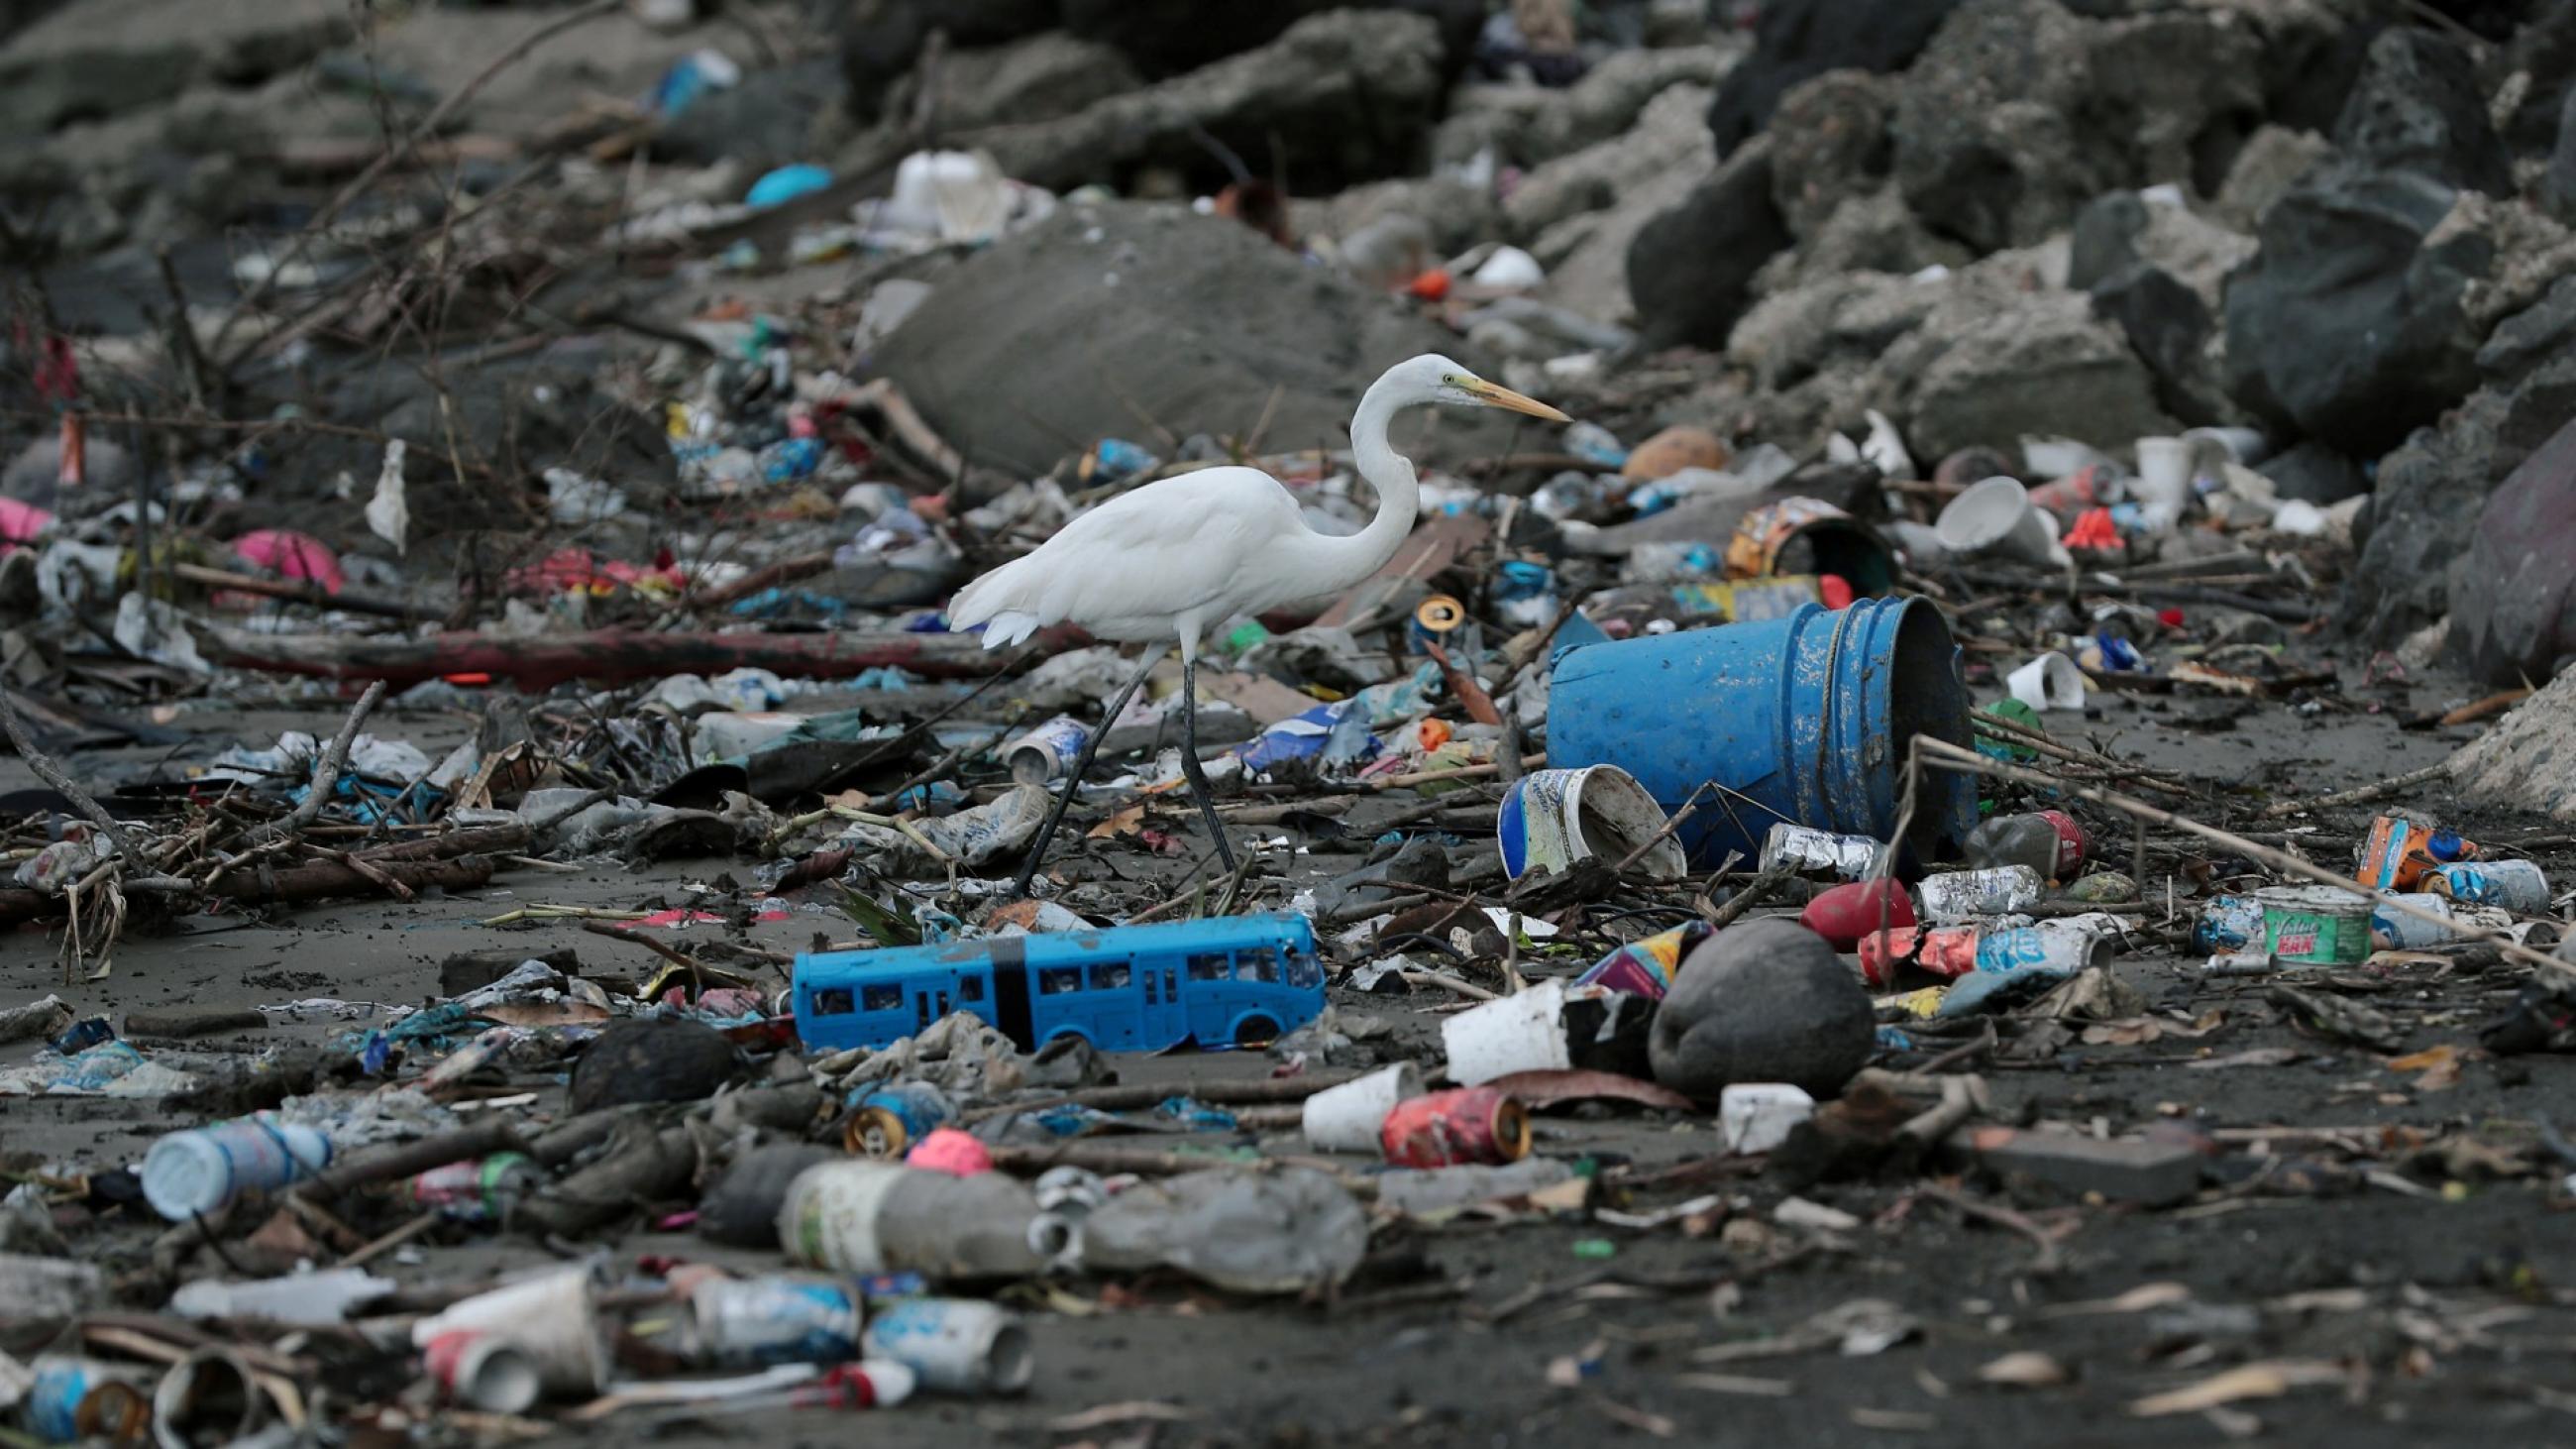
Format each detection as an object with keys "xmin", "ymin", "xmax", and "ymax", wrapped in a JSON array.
[
  {"xmin": 1285, "ymin": 949, "xmax": 1323, "ymax": 988},
  {"xmin": 1089, "ymin": 961, "xmax": 1131, "ymax": 991},
  {"xmin": 957, "ymin": 975, "xmax": 985, "ymax": 1003},
  {"xmin": 1235, "ymin": 948, "xmax": 1280, "ymax": 983},
  {"xmin": 1186, "ymin": 952, "xmax": 1231, "ymax": 981},
  {"xmin": 1038, "ymin": 965, "xmax": 1083, "ymax": 995},
  {"xmin": 811, "ymin": 988, "xmax": 854, "ymax": 1015},
  {"xmin": 861, "ymin": 983, "xmax": 904, "ymax": 1013}
]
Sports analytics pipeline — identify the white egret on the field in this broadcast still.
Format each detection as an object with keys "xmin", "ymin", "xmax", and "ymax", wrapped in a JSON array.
[{"xmin": 948, "ymin": 353, "xmax": 1570, "ymax": 896}]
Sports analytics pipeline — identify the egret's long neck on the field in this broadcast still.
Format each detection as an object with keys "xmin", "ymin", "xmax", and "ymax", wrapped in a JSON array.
[{"xmin": 1305, "ymin": 374, "xmax": 1422, "ymax": 590}]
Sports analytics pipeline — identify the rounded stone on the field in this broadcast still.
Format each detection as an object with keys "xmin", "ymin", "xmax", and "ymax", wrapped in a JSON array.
[
  {"xmin": 1649, "ymin": 917, "xmax": 1874, "ymax": 1099},
  {"xmin": 569, "ymin": 1016, "xmax": 742, "ymax": 1114}
]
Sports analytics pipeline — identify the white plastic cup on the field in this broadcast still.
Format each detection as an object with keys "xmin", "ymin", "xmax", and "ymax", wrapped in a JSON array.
[
  {"xmin": 1720, "ymin": 1084, "xmax": 1815, "ymax": 1156},
  {"xmin": 1442, "ymin": 980, "xmax": 1575, "ymax": 1085},
  {"xmin": 1301, "ymin": 1063, "xmax": 1425, "ymax": 1153},
  {"xmin": 141, "ymin": 1116, "xmax": 332, "ymax": 1222},
  {"xmin": 411, "ymin": 1267, "xmax": 610, "ymax": 1398},
  {"xmin": 860, "ymin": 1298, "xmax": 1034, "ymax": 1395},
  {"xmin": 2130, "ymin": 437, "xmax": 2194, "ymax": 527},
  {"xmin": 2006, "ymin": 652, "xmax": 2086, "ymax": 713},
  {"xmin": 1935, "ymin": 477, "xmax": 2065, "ymax": 566}
]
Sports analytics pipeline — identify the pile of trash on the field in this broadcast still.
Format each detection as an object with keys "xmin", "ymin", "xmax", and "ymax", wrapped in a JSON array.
[{"xmin": 6, "ymin": 0, "xmax": 2576, "ymax": 1441}]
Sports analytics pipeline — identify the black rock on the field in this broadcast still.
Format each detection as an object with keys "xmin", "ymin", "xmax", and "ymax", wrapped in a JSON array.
[
  {"xmin": 1648, "ymin": 918, "xmax": 1874, "ymax": 1099},
  {"xmin": 2256, "ymin": 441, "xmax": 2366, "ymax": 506},
  {"xmin": 2091, "ymin": 265, "xmax": 2215, "ymax": 425},
  {"xmin": 1626, "ymin": 137, "xmax": 1793, "ymax": 351},
  {"xmin": 2546, "ymin": 87, "xmax": 2576, "ymax": 225},
  {"xmin": 569, "ymin": 1017, "xmax": 744, "ymax": 1115},
  {"xmin": 698, "ymin": 1144, "xmax": 840, "ymax": 1247},
  {"xmin": 2067, "ymin": 191, "xmax": 2151, "ymax": 293},
  {"xmin": 2479, "ymin": 274, "xmax": 2576, "ymax": 383},
  {"xmin": 839, "ymin": 0, "xmax": 1057, "ymax": 122},
  {"xmin": 2220, "ymin": 162, "xmax": 2492, "ymax": 456},
  {"xmin": 1061, "ymin": 0, "xmax": 1482, "ymax": 79},
  {"xmin": 1705, "ymin": 0, "xmax": 1969, "ymax": 152},
  {"xmin": 2331, "ymin": 29, "xmax": 2514, "ymax": 194}
]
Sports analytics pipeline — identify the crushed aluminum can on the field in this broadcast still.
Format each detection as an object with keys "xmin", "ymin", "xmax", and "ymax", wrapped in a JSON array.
[
  {"xmin": 860, "ymin": 1297, "xmax": 1034, "ymax": 1395},
  {"xmin": 1758, "ymin": 823, "xmax": 1880, "ymax": 880},
  {"xmin": 1915, "ymin": 865, "xmax": 2044, "ymax": 923},
  {"xmin": 2425, "ymin": 859, "xmax": 2551, "ymax": 914},
  {"xmin": 843, "ymin": 1082, "xmax": 957, "ymax": 1160},
  {"xmin": 1908, "ymin": 925, "xmax": 2110, "ymax": 979}
]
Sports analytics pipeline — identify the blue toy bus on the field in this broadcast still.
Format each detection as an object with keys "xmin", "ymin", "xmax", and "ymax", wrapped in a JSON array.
[{"xmin": 793, "ymin": 912, "xmax": 1326, "ymax": 1055}]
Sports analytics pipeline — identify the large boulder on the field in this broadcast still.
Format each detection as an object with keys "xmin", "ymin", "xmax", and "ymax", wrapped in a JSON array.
[
  {"xmin": 1625, "ymin": 137, "xmax": 1793, "ymax": 350},
  {"xmin": 2479, "ymin": 274, "xmax": 2576, "ymax": 384},
  {"xmin": 885, "ymin": 32, "xmax": 1141, "ymax": 136},
  {"xmin": 1768, "ymin": 68, "xmax": 1896, "ymax": 240},
  {"xmin": 2256, "ymin": 441, "xmax": 2367, "ymax": 506},
  {"xmin": 1896, "ymin": 287, "xmax": 2177, "ymax": 459},
  {"xmin": 1441, "ymin": 44, "xmax": 1738, "ymax": 170},
  {"xmin": 2450, "ymin": 669, "xmax": 2576, "ymax": 824},
  {"xmin": 2546, "ymin": 88, "xmax": 2576, "ymax": 226},
  {"xmin": 1517, "ymin": 84, "xmax": 1717, "ymax": 325},
  {"xmin": 2220, "ymin": 163, "xmax": 2492, "ymax": 456},
  {"xmin": 2210, "ymin": 123, "xmax": 2331, "ymax": 231},
  {"xmin": 0, "ymin": 0, "xmax": 351, "ymax": 137},
  {"xmin": 1705, "ymin": 0, "xmax": 1969, "ymax": 152},
  {"xmin": 960, "ymin": 10, "xmax": 1447, "ymax": 193},
  {"xmin": 2341, "ymin": 355, "xmax": 2576, "ymax": 647},
  {"xmin": 873, "ymin": 201, "xmax": 1510, "ymax": 477},
  {"xmin": 2077, "ymin": 9, "xmax": 2264, "ymax": 195},
  {"xmin": 1889, "ymin": 0, "xmax": 2099, "ymax": 254},
  {"xmin": 2452, "ymin": 414, "xmax": 2576, "ymax": 687},
  {"xmin": 2330, "ymin": 28, "xmax": 2513, "ymax": 194}
]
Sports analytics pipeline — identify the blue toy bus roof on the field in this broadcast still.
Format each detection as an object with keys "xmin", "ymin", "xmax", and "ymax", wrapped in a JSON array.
[{"xmin": 797, "ymin": 911, "xmax": 1317, "ymax": 981}]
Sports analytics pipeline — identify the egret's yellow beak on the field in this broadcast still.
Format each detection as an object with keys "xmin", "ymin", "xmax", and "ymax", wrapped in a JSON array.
[{"xmin": 1458, "ymin": 377, "xmax": 1571, "ymax": 422}]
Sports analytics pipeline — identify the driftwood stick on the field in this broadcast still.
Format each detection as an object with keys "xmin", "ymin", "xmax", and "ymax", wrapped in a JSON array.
[
  {"xmin": 275, "ymin": 680, "xmax": 387, "ymax": 837},
  {"xmin": 0, "ymin": 684, "xmax": 143, "ymax": 867},
  {"xmin": 2255, "ymin": 761, "xmax": 2450, "ymax": 820}
]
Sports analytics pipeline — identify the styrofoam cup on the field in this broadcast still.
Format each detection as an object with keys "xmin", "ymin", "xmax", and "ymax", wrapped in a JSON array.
[
  {"xmin": 1301, "ymin": 1063, "xmax": 1425, "ymax": 1152},
  {"xmin": 1442, "ymin": 980, "xmax": 1575, "ymax": 1085},
  {"xmin": 1720, "ymin": 1084, "xmax": 1816, "ymax": 1156},
  {"xmin": 1936, "ymin": 477, "xmax": 2064, "ymax": 566},
  {"xmin": 2130, "ymin": 436, "xmax": 2194, "ymax": 526},
  {"xmin": 2006, "ymin": 652, "xmax": 2086, "ymax": 713}
]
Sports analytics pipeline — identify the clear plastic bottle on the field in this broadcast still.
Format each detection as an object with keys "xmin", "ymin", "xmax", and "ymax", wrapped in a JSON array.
[{"xmin": 1962, "ymin": 810, "xmax": 2086, "ymax": 881}]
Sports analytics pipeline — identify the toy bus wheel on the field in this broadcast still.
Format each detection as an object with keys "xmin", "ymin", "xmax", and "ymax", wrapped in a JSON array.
[{"xmin": 1234, "ymin": 1016, "xmax": 1279, "ymax": 1050}]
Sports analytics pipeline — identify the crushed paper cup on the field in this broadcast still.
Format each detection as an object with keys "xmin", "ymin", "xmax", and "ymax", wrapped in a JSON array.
[{"xmin": 2006, "ymin": 652, "xmax": 2086, "ymax": 712}]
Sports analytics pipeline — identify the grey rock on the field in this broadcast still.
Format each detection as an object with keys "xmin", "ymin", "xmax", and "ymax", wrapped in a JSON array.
[
  {"xmin": 0, "ymin": 0, "xmax": 353, "ymax": 137},
  {"xmin": 1768, "ymin": 68, "xmax": 1895, "ymax": 239},
  {"xmin": 2210, "ymin": 124, "xmax": 2330, "ymax": 232},
  {"xmin": 874, "ymin": 200, "xmax": 1509, "ymax": 478},
  {"xmin": 1626, "ymin": 136, "xmax": 1793, "ymax": 350},
  {"xmin": 2092, "ymin": 265, "xmax": 2224, "ymax": 425},
  {"xmin": 2079, "ymin": 9, "xmax": 2264, "ymax": 195},
  {"xmin": 892, "ymin": 32, "xmax": 1139, "ymax": 136},
  {"xmin": 1890, "ymin": 0, "xmax": 2098, "ymax": 254},
  {"xmin": 838, "ymin": 0, "xmax": 1060, "ymax": 122},
  {"xmin": 1899, "ymin": 289, "xmax": 2176, "ymax": 460},
  {"xmin": 1706, "ymin": 0, "xmax": 1969, "ymax": 151},
  {"xmin": 2499, "ymin": 0, "xmax": 2576, "ymax": 158},
  {"xmin": 1061, "ymin": 0, "xmax": 1482, "ymax": 81},
  {"xmin": 2255, "ymin": 441, "xmax": 2366, "ymax": 506},
  {"xmin": 2220, "ymin": 162, "xmax": 2492, "ymax": 456},
  {"xmin": 2453, "ymin": 413, "xmax": 2576, "ymax": 687},
  {"xmin": 1649, "ymin": 918, "xmax": 1874, "ymax": 1099},
  {"xmin": 654, "ymin": 58, "xmax": 840, "ymax": 170},
  {"xmin": 1505, "ymin": 82, "xmax": 1713, "ymax": 240},
  {"xmin": 2479, "ymin": 274, "xmax": 2576, "ymax": 383},
  {"xmin": 961, "ymin": 11, "xmax": 1446, "ymax": 193},
  {"xmin": 2331, "ymin": 29, "xmax": 2513, "ymax": 195},
  {"xmin": 1756, "ymin": 185, "xmax": 1969, "ymax": 288},
  {"xmin": 1439, "ymin": 44, "xmax": 1738, "ymax": 169},
  {"xmin": 2450, "ymin": 666, "xmax": 2576, "ymax": 826}
]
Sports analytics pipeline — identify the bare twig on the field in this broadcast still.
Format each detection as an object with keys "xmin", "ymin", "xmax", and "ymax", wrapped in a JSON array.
[
  {"xmin": 272, "ymin": 681, "xmax": 388, "ymax": 838},
  {"xmin": 2255, "ymin": 761, "xmax": 2450, "ymax": 821}
]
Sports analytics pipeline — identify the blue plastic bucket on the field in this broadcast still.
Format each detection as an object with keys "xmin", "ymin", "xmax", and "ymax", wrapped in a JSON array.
[{"xmin": 1545, "ymin": 599, "xmax": 1976, "ymax": 870}]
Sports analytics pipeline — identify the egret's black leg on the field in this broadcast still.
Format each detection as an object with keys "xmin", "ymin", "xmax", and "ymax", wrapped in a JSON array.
[
  {"xmin": 1010, "ymin": 650, "xmax": 1157, "ymax": 900},
  {"xmin": 1178, "ymin": 657, "xmax": 1238, "ymax": 875}
]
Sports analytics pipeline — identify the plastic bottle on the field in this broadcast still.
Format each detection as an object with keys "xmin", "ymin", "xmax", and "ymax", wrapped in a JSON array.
[
  {"xmin": 141, "ymin": 1115, "xmax": 332, "ymax": 1221},
  {"xmin": 779, "ymin": 1163, "xmax": 1065, "ymax": 1281},
  {"xmin": 408, "ymin": 1153, "xmax": 543, "ymax": 1223},
  {"xmin": 1962, "ymin": 810, "xmax": 2087, "ymax": 881}
]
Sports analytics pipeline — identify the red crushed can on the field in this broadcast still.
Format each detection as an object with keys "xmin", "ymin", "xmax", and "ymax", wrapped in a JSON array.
[
  {"xmin": 1379, "ymin": 1087, "xmax": 1530, "ymax": 1168},
  {"xmin": 1856, "ymin": 927, "xmax": 1921, "ymax": 987}
]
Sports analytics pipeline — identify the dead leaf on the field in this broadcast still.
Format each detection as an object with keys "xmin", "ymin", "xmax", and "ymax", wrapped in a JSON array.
[
  {"xmin": 1978, "ymin": 1351, "xmax": 2070, "ymax": 1388},
  {"xmin": 2388, "ymin": 1043, "xmax": 2462, "ymax": 1091},
  {"xmin": 1086, "ymin": 804, "xmax": 1147, "ymax": 840},
  {"xmin": 2129, "ymin": 1361, "xmax": 2343, "ymax": 1417},
  {"xmin": 2037, "ymin": 1282, "xmax": 2194, "ymax": 1317},
  {"xmin": 2187, "ymin": 1047, "xmax": 2304, "ymax": 1069}
]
